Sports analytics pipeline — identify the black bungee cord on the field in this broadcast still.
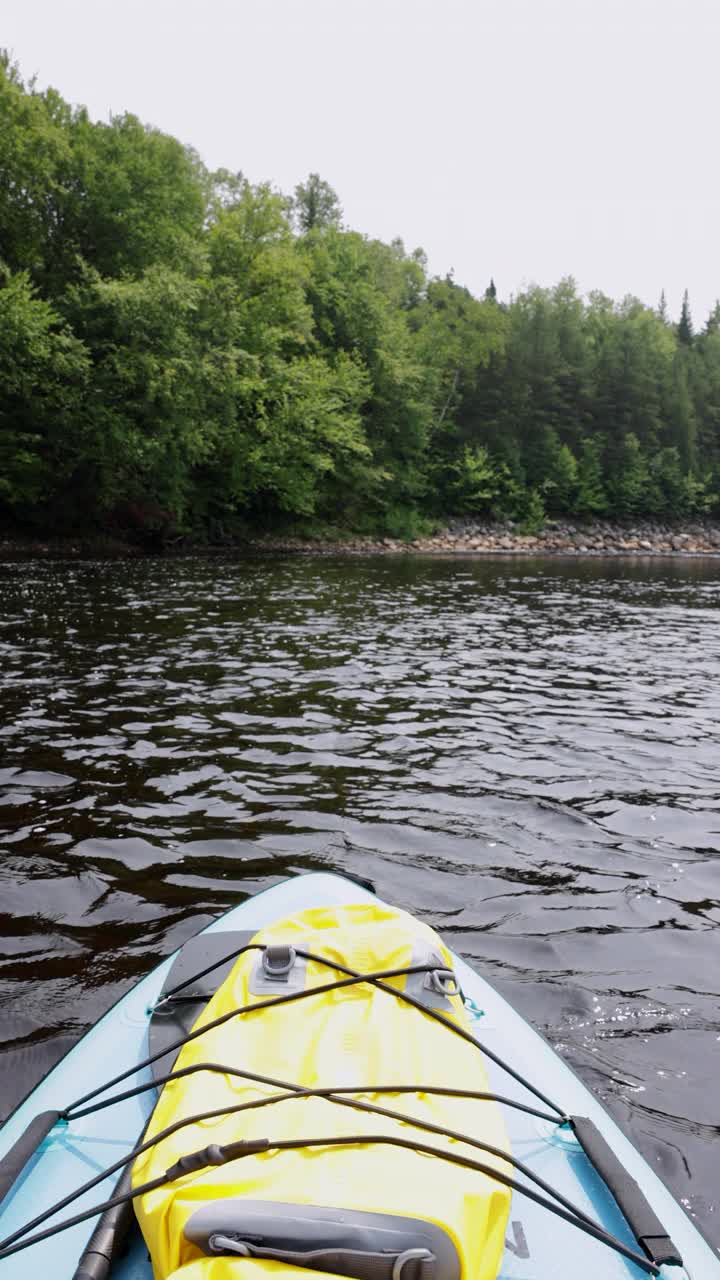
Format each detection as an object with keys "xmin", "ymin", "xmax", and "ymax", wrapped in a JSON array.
[
  {"xmin": 0, "ymin": 1128, "xmax": 659, "ymax": 1275},
  {"xmin": 0, "ymin": 943, "xmax": 659, "ymax": 1276},
  {"xmin": 62, "ymin": 946, "xmax": 567, "ymax": 1122},
  {"xmin": 0, "ymin": 1069, "xmax": 578, "ymax": 1255}
]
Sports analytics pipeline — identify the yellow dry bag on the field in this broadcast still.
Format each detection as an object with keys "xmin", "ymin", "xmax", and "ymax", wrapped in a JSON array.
[{"xmin": 133, "ymin": 903, "xmax": 511, "ymax": 1280}]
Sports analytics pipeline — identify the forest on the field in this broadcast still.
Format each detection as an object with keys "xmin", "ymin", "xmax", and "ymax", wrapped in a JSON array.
[{"xmin": 2, "ymin": 54, "xmax": 720, "ymax": 542}]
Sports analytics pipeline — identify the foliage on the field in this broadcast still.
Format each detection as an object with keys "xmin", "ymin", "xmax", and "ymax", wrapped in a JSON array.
[
  {"xmin": 518, "ymin": 488, "xmax": 546, "ymax": 534},
  {"xmin": 0, "ymin": 268, "xmax": 89, "ymax": 519},
  {"xmin": 293, "ymin": 174, "xmax": 342, "ymax": 233},
  {"xmin": 678, "ymin": 289, "xmax": 694, "ymax": 346},
  {"xmin": 609, "ymin": 433, "xmax": 650, "ymax": 516},
  {"xmin": 575, "ymin": 437, "xmax": 608, "ymax": 515},
  {"xmin": 444, "ymin": 445, "xmax": 500, "ymax": 514},
  {"xmin": 2, "ymin": 56, "xmax": 720, "ymax": 536}
]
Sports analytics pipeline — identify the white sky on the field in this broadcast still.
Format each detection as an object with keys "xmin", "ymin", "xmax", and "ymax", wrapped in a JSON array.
[{"xmin": 4, "ymin": 0, "xmax": 719, "ymax": 324}]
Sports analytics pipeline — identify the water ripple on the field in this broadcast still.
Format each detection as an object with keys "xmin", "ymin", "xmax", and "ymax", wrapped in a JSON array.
[{"xmin": 0, "ymin": 553, "xmax": 718, "ymax": 1246}]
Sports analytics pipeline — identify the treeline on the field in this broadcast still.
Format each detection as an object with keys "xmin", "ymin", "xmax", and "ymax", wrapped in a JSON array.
[{"xmin": 2, "ymin": 55, "xmax": 720, "ymax": 542}]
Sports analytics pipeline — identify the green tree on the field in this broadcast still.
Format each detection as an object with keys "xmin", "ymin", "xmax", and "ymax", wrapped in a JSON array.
[
  {"xmin": 64, "ymin": 265, "xmax": 212, "ymax": 520},
  {"xmin": 58, "ymin": 110, "xmax": 207, "ymax": 286},
  {"xmin": 201, "ymin": 184, "xmax": 373, "ymax": 524},
  {"xmin": 668, "ymin": 350, "xmax": 697, "ymax": 471},
  {"xmin": 576, "ymin": 436, "xmax": 608, "ymax": 515},
  {"xmin": 609, "ymin": 432, "xmax": 650, "ymax": 515},
  {"xmin": 551, "ymin": 443, "xmax": 580, "ymax": 512},
  {"xmin": 0, "ymin": 54, "xmax": 72, "ymax": 283},
  {"xmin": 704, "ymin": 301, "xmax": 720, "ymax": 336},
  {"xmin": 4, "ymin": 49, "xmax": 720, "ymax": 539},
  {"xmin": 677, "ymin": 289, "xmax": 693, "ymax": 345},
  {"xmin": 649, "ymin": 447, "xmax": 685, "ymax": 515},
  {"xmin": 293, "ymin": 174, "xmax": 342, "ymax": 233},
  {"xmin": 519, "ymin": 487, "xmax": 545, "ymax": 533},
  {"xmin": 0, "ymin": 269, "xmax": 89, "ymax": 520},
  {"xmin": 445, "ymin": 445, "xmax": 499, "ymax": 513},
  {"xmin": 301, "ymin": 227, "xmax": 432, "ymax": 524},
  {"xmin": 412, "ymin": 276, "xmax": 506, "ymax": 509}
]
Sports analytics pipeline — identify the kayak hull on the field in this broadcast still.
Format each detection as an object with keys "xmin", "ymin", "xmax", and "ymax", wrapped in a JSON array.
[{"xmin": 0, "ymin": 872, "xmax": 714, "ymax": 1279}]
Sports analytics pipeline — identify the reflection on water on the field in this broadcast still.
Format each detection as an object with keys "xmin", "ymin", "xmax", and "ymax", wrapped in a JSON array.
[{"xmin": 1, "ymin": 554, "xmax": 719, "ymax": 1248}]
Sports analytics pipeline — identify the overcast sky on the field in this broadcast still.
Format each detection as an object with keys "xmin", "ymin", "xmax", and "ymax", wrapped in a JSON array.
[{"xmin": 5, "ymin": 0, "xmax": 719, "ymax": 323}]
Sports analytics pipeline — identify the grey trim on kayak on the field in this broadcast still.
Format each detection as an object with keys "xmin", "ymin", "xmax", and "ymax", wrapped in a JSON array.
[
  {"xmin": 571, "ymin": 1117, "xmax": 683, "ymax": 1268},
  {"xmin": 148, "ymin": 931, "xmax": 255, "ymax": 1080},
  {"xmin": 185, "ymin": 1200, "xmax": 461, "ymax": 1280},
  {"xmin": 0, "ymin": 1111, "xmax": 61, "ymax": 1214}
]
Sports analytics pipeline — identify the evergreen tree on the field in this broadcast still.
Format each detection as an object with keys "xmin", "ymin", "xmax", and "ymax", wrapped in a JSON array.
[
  {"xmin": 519, "ymin": 488, "xmax": 545, "ymax": 533},
  {"xmin": 575, "ymin": 437, "xmax": 608, "ymax": 515},
  {"xmin": 678, "ymin": 289, "xmax": 694, "ymax": 345},
  {"xmin": 447, "ymin": 445, "xmax": 499, "ymax": 513},
  {"xmin": 609, "ymin": 433, "xmax": 650, "ymax": 515},
  {"xmin": 650, "ymin": 447, "xmax": 685, "ymax": 515},
  {"xmin": 657, "ymin": 289, "xmax": 669, "ymax": 324},
  {"xmin": 552, "ymin": 444, "xmax": 580, "ymax": 512},
  {"xmin": 484, "ymin": 278, "xmax": 497, "ymax": 302},
  {"xmin": 704, "ymin": 301, "xmax": 720, "ymax": 335}
]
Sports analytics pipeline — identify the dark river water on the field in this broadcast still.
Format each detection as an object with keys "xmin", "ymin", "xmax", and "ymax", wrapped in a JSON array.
[{"xmin": 1, "ymin": 554, "xmax": 718, "ymax": 1251}]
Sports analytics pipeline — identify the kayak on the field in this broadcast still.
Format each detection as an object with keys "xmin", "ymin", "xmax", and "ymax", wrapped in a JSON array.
[{"xmin": 0, "ymin": 871, "xmax": 715, "ymax": 1280}]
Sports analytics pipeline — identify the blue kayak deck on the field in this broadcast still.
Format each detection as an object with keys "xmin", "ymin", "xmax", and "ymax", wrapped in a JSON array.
[{"xmin": 0, "ymin": 873, "xmax": 713, "ymax": 1279}]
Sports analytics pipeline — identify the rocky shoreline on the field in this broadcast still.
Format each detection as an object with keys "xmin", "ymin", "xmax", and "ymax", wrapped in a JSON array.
[
  {"xmin": 251, "ymin": 518, "xmax": 720, "ymax": 557},
  {"xmin": 2, "ymin": 519, "xmax": 720, "ymax": 560}
]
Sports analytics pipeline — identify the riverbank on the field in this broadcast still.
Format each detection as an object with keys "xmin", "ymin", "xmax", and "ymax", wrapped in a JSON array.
[
  {"xmin": 249, "ymin": 518, "xmax": 720, "ymax": 557},
  {"xmin": 2, "ymin": 519, "xmax": 720, "ymax": 560}
]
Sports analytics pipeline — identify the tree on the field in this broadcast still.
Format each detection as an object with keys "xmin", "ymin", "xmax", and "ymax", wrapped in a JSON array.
[
  {"xmin": 58, "ymin": 110, "xmax": 207, "ymax": 286},
  {"xmin": 63, "ymin": 264, "xmax": 212, "ymax": 520},
  {"xmin": 677, "ymin": 289, "xmax": 693, "ymax": 345},
  {"xmin": 299, "ymin": 226, "xmax": 435, "ymax": 523},
  {"xmin": 293, "ymin": 174, "xmax": 342, "ymax": 233},
  {"xmin": 575, "ymin": 436, "xmax": 608, "ymax": 515},
  {"xmin": 413, "ymin": 277, "xmax": 506, "ymax": 449},
  {"xmin": 609, "ymin": 432, "xmax": 650, "ymax": 515},
  {"xmin": 519, "ymin": 488, "xmax": 545, "ymax": 533},
  {"xmin": 650, "ymin": 447, "xmax": 685, "ymax": 515},
  {"xmin": 201, "ymin": 185, "xmax": 374, "ymax": 524},
  {"xmin": 0, "ymin": 269, "xmax": 89, "ymax": 520},
  {"xmin": 445, "ymin": 445, "xmax": 499, "ymax": 513},
  {"xmin": 668, "ymin": 350, "xmax": 697, "ymax": 470},
  {"xmin": 704, "ymin": 301, "xmax": 720, "ymax": 336},
  {"xmin": 0, "ymin": 54, "xmax": 72, "ymax": 284},
  {"xmin": 551, "ymin": 444, "xmax": 579, "ymax": 512},
  {"xmin": 5, "ymin": 49, "xmax": 720, "ymax": 539}
]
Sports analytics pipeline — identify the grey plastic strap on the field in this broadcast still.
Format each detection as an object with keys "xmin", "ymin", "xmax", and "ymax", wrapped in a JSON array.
[
  {"xmin": 208, "ymin": 1235, "xmax": 435, "ymax": 1280},
  {"xmin": 186, "ymin": 1200, "xmax": 460, "ymax": 1280},
  {"xmin": 393, "ymin": 1248, "xmax": 435, "ymax": 1280}
]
